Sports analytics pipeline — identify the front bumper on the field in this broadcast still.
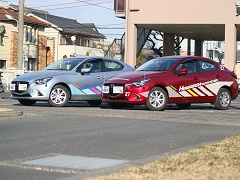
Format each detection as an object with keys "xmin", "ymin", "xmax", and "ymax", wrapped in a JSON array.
[
  {"xmin": 102, "ymin": 84, "xmax": 149, "ymax": 104},
  {"xmin": 11, "ymin": 82, "xmax": 50, "ymax": 101}
]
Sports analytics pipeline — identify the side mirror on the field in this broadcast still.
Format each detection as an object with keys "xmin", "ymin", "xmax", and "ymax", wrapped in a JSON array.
[
  {"xmin": 80, "ymin": 68, "xmax": 90, "ymax": 75},
  {"xmin": 177, "ymin": 68, "xmax": 188, "ymax": 75}
]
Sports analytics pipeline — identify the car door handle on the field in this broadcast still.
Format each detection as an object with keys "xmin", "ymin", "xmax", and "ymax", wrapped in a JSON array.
[
  {"xmin": 216, "ymin": 75, "xmax": 221, "ymax": 78},
  {"xmin": 193, "ymin": 77, "xmax": 199, "ymax": 81},
  {"xmin": 97, "ymin": 76, "xmax": 102, "ymax": 79}
]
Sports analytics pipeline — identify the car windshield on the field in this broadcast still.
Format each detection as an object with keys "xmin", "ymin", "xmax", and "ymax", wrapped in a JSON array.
[
  {"xmin": 45, "ymin": 57, "xmax": 85, "ymax": 71},
  {"xmin": 135, "ymin": 57, "xmax": 179, "ymax": 71}
]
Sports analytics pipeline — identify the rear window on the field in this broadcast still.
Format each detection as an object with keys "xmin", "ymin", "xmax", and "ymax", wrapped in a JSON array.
[
  {"xmin": 104, "ymin": 60, "xmax": 124, "ymax": 72},
  {"xmin": 200, "ymin": 61, "xmax": 217, "ymax": 72}
]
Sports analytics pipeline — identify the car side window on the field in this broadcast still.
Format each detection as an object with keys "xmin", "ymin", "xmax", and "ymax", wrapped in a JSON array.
[
  {"xmin": 77, "ymin": 59, "xmax": 102, "ymax": 73},
  {"xmin": 200, "ymin": 61, "xmax": 216, "ymax": 72},
  {"xmin": 175, "ymin": 59, "xmax": 197, "ymax": 74},
  {"xmin": 104, "ymin": 60, "xmax": 124, "ymax": 72}
]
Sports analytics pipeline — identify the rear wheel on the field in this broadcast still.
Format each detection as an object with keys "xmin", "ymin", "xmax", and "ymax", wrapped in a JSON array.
[
  {"xmin": 108, "ymin": 103, "xmax": 127, "ymax": 109},
  {"xmin": 214, "ymin": 88, "xmax": 231, "ymax": 110},
  {"xmin": 146, "ymin": 87, "xmax": 168, "ymax": 111},
  {"xmin": 176, "ymin": 103, "xmax": 191, "ymax": 109},
  {"xmin": 48, "ymin": 85, "xmax": 70, "ymax": 107},
  {"xmin": 87, "ymin": 100, "xmax": 102, "ymax": 107},
  {"xmin": 18, "ymin": 99, "xmax": 36, "ymax": 106}
]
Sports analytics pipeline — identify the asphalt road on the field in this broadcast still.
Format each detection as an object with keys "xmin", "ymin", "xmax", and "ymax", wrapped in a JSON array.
[{"xmin": 0, "ymin": 95, "xmax": 240, "ymax": 180}]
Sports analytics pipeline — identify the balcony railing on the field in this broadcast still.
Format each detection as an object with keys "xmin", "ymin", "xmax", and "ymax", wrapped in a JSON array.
[{"xmin": 114, "ymin": 0, "xmax": 125, "ymax": 18}]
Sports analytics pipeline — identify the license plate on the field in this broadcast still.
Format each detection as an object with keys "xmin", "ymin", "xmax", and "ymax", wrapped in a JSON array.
[
  {"xmin": 18, "ymin": 84, "xmax": 28, "ymax": 91},
  {"xmin": 102, "ymin": 86, "xmax": 109, "ymax": 93},
  {"xmin": 113, "ymin": 86, "xmax": 123, "ymax": 93},
  {"xmin": 10, "ymin": 83, "xmax": 15, "ymax": 90}
]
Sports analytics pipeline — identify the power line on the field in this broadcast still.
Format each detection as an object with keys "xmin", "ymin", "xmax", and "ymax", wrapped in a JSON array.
[
  {"xmin": 29, "ymin": 1, "xmax": 113, "ymax": 11},
  {"xmin": 95, "ymin": 23, "xmax": 125, "ymax": 26},
  {"xmin": 58, "ymin": 26, "xmax": 125, "ymax": 29},
  {"xmin": 76, "ymin": 0, "xmax": 113, "ymax": 10},
  {"xmin": 96, "ymin": 27, "xmax": 125, "ymax": 29},
  {"xmin": 28, "ymin": 0, "xmax": 93, "ymax": 8}
]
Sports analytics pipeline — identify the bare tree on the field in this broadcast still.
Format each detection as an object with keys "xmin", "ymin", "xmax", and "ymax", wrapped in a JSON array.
[
  {"xmin": 147, "ymin": 31, "xmax": 184, "ymax": 56},
  {"xmin": 147, "ymin": 31, "xmax": 164, "ymax": 57}
]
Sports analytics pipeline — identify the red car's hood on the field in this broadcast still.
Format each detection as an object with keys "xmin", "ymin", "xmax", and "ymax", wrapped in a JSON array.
[{"xmin": 106, "ymin": 71, "xmax": 166, "ymax": 83}]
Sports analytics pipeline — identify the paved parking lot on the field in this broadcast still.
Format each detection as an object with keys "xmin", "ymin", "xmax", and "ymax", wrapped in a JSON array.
[{"xmin": 0, "ymin": 94, "xmax": 240, "ymax": 180}]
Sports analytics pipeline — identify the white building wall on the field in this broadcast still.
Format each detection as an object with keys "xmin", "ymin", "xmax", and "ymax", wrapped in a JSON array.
[{"xmin": 58, "ymin": 45, "xmax": 104, "ymax": 59}]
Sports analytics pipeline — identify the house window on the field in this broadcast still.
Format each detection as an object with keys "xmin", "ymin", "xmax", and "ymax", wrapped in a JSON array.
[
  {"xmin": 81, "ymin": 39, "xmax": 89, "ymax": 47},
  {"xmin": 24, "ymin": 58, "xmax": 36, "ymax": 71},
  {"xmin": 0, "ymin": 60, "xmax": 6, "ymax": 69},
  {"xmin": 25, "ymin": 26, "xmax": 36, "ymax": 43}
]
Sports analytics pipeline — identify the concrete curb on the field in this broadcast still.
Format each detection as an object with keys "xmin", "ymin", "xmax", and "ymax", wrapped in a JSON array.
[{"xmin": 0, "ymin": 108, "xmax": 23, "ymax": 117}]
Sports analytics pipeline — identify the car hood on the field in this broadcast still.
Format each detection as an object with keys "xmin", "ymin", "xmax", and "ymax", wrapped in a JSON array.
[
  {"xmin": 12, "ymin": 70, "xmax": 70, "ymax": 82},
  {"xmin": 106, "ymin": 71, "xmax": 166, "ymax": 83}
]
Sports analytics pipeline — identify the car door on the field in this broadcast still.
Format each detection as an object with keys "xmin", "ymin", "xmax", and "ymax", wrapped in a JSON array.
[
  {"xmin": 169, "ymin": 58, "xmax": 203, "ymax": 103},
  {"xmin": 102, "ymin": 59, "xmax": 126, "ymax": 80},
  {"xmin": 72, "ymin": 58, "xmax": 104, "ymax": 100},
  {"xmin": 197, "ymin": 59, "xmax": 219, "ymax": 102}
]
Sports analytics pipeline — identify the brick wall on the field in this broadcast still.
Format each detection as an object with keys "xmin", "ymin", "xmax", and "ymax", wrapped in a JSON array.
[
  {"xmin": 37, "ymin": 35, "xmax": 47, "ymax": 70},
  {"xmin": 47, "ymin": 37, "xmax": 55, "ymax": 66},
  {"xmin": 10, "ymin": 31, "xmax": 18, "ymax": 68},
  {"xmin": 9, "ymin": 32, "xmax": 55, "ymax": 70},
  {"xmin": 38, "ymin": 35, "xmax": 55, "ymax": 70}
]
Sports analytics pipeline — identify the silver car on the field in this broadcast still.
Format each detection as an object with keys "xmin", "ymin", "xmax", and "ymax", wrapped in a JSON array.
[{"xmin": 10, "ymin": 56, "xmax": 134, "ymax": 107}]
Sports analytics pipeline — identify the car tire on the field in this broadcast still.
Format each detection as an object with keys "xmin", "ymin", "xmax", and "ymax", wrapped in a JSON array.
[
  {"xmin": 108, "ymin": 103, "xmax": 127, "ymax": 109},
  {"xmin": 48, "ymin": 85, "xmax": 70, "ymax": 107},
  {"xmin": 213, "ymin": 88, "xmax": 231, "ymax": 110},
  {"xmin": 18, "ymin": 99, "xmax": 36, "ymax": 106},
  {"xmin": 87, "ymin": 100, "xmax": 102, "ymax": 107},
  {"xmin": 146, "ymin": 87, "xmax": 168, "ymax": 111},
  {"xmin": 176, "ymin": 103, "xmax": 191, "ymax": 109}
]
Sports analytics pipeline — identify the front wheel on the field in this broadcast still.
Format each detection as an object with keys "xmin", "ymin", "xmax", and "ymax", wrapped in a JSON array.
[
  {"xmin": 146, "ymin": 87, "xmax": 168, "ymax": 111},
  {"xmin": 48, "ymin": 85, "xmax": 70, "ymax": 107},
  {"xmin": 18, "ymin": 99, "xmax": 36, "ymax": 106},
  {"xmin": 213, "ymin": 88, "xmax": 231, "ymax": 110}
]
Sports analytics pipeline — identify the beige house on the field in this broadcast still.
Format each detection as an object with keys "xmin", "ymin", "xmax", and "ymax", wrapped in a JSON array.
[
  {"xmin": 9, "ymin": 4, "xmax": 106, "ymax": 64},
  {"xmin": 0, "ymin": 6, "xmax": 49, "ymax": 71},
  {"xmin": 115, "ymin": 0, "xmax": 240, "ymax": 78}
]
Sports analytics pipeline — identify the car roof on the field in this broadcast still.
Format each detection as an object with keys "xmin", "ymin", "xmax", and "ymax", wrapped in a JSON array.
[
  {"xmin": 159, "ymin": 55, "xmax": 218, "ymax": 63},
  {"xmin": 66, "ymin": 56, "xmax": 120, "ymax": 61}
]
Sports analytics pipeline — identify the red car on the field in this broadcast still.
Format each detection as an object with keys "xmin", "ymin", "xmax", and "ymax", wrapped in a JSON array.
[{"xmin": 102, "ymin": 56, "xmax": 238, "ymax": 110}]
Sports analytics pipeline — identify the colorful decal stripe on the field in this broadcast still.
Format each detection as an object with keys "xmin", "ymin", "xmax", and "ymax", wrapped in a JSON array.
[
  {"xmin": 187, "ymin": 89, "xmax": 198, "ymax": 97},
  {"xmin": 90, "ymin": 87, "xmax": 101, "ymax": 94},
  {"xmin": 73, "ymin": 83, "xmax": 80, "ymax": 89},
  {"xmin": 193, "ymin": 88, "xmax": 205, "ymax": 96},
  {"xmin": 96, "ymin": 86, "xmax": 102, "ymax": 92},
  {"xmin": 167, "ymin": 80, "xmax": 234, "ymax": 98},
  {"xmin": 170, "ymin": 85, "xmax": 177, "ymax": 91},
  {"xmin": 198, "ymin": 86, "xmax": 214, "ymax": 96},
  {"xmin": 82, "ymin": 89, "xmax": 96, "ymax": 94},
  {"xmin": 179, "ymin": 91, "xmax": 192, "ymax": 97},
  {"xmin": 69, "ymin": 84, "xmax": 102, "ymax": 95}
]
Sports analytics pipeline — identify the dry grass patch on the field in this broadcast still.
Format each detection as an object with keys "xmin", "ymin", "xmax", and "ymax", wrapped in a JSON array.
[{"xmin": 86, "ymin": 136, "xmax": 240, "ymax": 180}]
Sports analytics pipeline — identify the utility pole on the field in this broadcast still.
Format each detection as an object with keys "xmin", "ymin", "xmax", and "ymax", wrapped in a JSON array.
[{"xmin": 17, "ymin": 0, "xmax": 24, "ymax": 70}]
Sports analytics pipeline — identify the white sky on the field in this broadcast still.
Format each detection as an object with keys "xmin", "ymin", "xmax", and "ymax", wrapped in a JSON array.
[{"xmin": 6, "ymin": 0, "xmax": 125, "ymax": 41}]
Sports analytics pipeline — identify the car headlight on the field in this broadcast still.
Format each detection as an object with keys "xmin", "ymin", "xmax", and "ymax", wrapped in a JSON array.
[
  {"xmin": 131, "ymin": 78, "xmax": 150, "ymax": 87},
  {"xmin": 34, "ymin": 77, "xmax": 52, "ymax": 84}
]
